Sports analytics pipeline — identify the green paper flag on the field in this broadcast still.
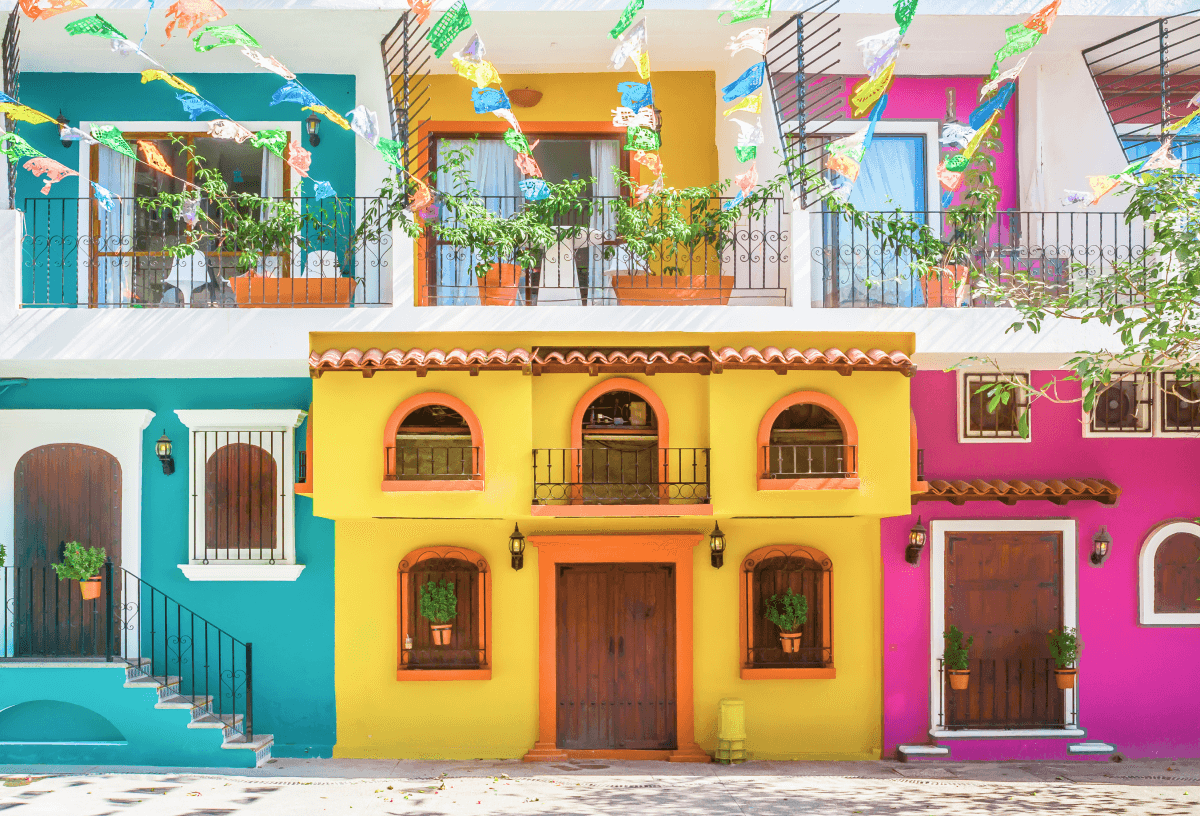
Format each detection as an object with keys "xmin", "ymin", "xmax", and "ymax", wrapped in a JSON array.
[
  {"xmin": 427, "ymin": 0, "xmax": 472, "ymax": 59},
  {"xmin": 0, "ymin": 131, "xmax": 45, "ymax": 162},
  {"xmin": 943, "ymin": 153, "xmax": 969, "ymax": 172},
  {"xmin": 894, "ymin": 0, "xmax": 919, "ymax": 35},
  {"xmin": 503, "ymin": 128, "xmax": 531, "ymax": 155},
  {"xmin": 609, "ymin": 0, "xmax": 644, "ymax": 39},
  {"xmin": 625, "ymin": 126, "xmax": 660, "ymax": 151},
  {"xmin": 193, "ymin": 24, "xmax": 261, "ymax": 53},
  {"xmin": 251, "ymin": 128, "xmax": 289, "ymax": 158},
  {"xmin": 990, "ymin": 24, "xmax": 1040, "ymax": 79},
  {"xmin": 717, "ymin": 0, "xmax": 773, "ymax": 26},
  {"xmin": 377, "ymin": 138, "xmax": 405, "ymax": 169},
  {"xmin": 735, "ymin": 145, "xmax": 757, "ymax": 163},
  {"xmin": 90, "ymin": 125, "xmax": 136, "ymax": 160},
  {"xmin": 65, "ymin": 14, "xmax": 128, "ymax": 41}
]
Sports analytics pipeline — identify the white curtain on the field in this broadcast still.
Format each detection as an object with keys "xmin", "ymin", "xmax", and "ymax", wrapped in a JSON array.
[
  {"xmin": 260, "ymin": 148, "xmax": 287, "ymax": 277},
  {"xmin": 96, "ymin": 147, "xmax": 135, "ymax": 306},
  {"xmin": 588, "ymin": 139, "xmax": 621, "ymax": 302}
]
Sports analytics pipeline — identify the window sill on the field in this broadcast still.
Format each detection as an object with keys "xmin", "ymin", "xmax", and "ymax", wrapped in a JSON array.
[
  {"xmin": 758, "ymin": 477, "xmax": 860, "ymax": 491},
  {"xmin": 382, "ymin": 479, "xmax": 484, "ymax": 492},
  {"xmin": 396, "ymin": 668, "xmax": 491, "ymax": 681},
  {"xmin": 740, "ymin": 667, "xmax": 836, "ymax": 680},
  {"xmin": 178, "ymin": 564, "xmax": 306, "ymax": 582},
  {"xmin": 295, "ymin": 481, "xmax": 313, "ymax": 495},
  {"xmin": 929, "ymin": 728, "xmax": 1085, "ymax": 739},
  {"xmin": 530, "ymin": 504, "xmax": 713, "ymax": 517}
]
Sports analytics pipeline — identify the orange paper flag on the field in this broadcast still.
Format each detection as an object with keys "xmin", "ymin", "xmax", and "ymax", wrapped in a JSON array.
[{"xmin": 137, "ymin": 140, "xmax": 175, "ymax": 176}]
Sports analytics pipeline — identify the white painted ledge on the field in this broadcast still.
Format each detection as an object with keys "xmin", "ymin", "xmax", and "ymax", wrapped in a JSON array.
[
  {"xmin": 898, "ymin": 744, "xmax": 950, "ymax": 756},
  {"xmin": 1069, "ymin": 741, "xmax": 1116, "ymax": 754},
  {"xmin": 178, "ymin": 564, "xmax": 306, "ymax": 582},
  {"xmin": 931, "ymin": 728, "xmax": 1086, "ymax": 739}
]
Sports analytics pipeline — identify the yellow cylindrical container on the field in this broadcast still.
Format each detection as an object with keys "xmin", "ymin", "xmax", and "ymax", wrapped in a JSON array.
[{"xmin": 717, "ymin": 698, "xmax": 746, "ymax": 742}]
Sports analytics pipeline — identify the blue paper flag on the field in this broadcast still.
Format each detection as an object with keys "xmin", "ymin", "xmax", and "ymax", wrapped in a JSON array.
[
  {"xmin": 519, "ymin": 178, "xmax": 550, "ymax": 201},
  {"xmin": 720, "ymin": 62, "xmax": 766, "ymax": 103},
  {"xmin": 1178, "ymin": 117, "xmax": 1200, "ymax": 137},
  {"xmin": 618, "ymin": 81, "xmax": 653, "ymax": 110},
  {"xmin": 313, "ymin": 180, "xmax": 336, "ymax": 200},
  {"xmin": 968, "ymin": 81, "xmax": 1015, "ymax": 130},
  {"xmin": 863, "ymin": 94, "xmax": 888, "ymax": 152},
  {"xmin": 0, "ymin": 92, "xmax": 16, "ymax": 105},
  {"xmin": 91, "ymin": 181, "xmax": 116, "ymax": 212},
  {"xmin": 722, "ymin": 190, "xmax": 746, "ymax": 210},
  {"xmin": 472, "ymin": 87, "xmax": 512, "ymax": 114},
  {"xmin": 270, "ymin": 80, "xmax": 322, "ymax": 109},
  {"xmin": 176, "ymin": 93, "xmax": 228, "ymax": 121},
  {"xmin": 941, "ymin": 190, "xmax": 954, "ymax": 208}
]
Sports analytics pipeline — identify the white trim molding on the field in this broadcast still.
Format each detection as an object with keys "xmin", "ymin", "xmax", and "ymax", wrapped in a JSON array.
[
  {"xmin": 179, "ymin": 564, "xmax": 305, "ymax": 582},
  {"xmin": 956, "ymin": 370, "xmax": 1032, "ymax": 444},
  {"xmin": 1138, "ymin": 520, "xmax": 1200, "ymax": 626},
  {"xmin": 929, "ymin": 518, "xmax": 1079, "ymax": 736}
]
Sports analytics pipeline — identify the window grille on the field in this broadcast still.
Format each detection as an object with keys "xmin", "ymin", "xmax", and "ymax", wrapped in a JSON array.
[
  {"xmin": 1089, "ymin": 373, "xmax": 1153, "ymax": 434},
  {"xmin": 191, "ymin": 430, "xmax": 288, "ymax": 564},
  {"xmin": 962, "ymin": 372, "xmax": 1030, "ymax": 439},
  {"xmin": 1160, "ymin": 373, "xmax": 1200, "ymax": 433},
  {"xmin": 742, "ymin": 546, "xmax": 833, "ymax": 670}
]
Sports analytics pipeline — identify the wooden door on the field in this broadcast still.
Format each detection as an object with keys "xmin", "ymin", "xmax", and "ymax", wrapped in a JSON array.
[
  {"xmin": 945, "ymin": 531, "xmax": 1063, "ymax": 728},
  {"xmin": 13, "ymin": 444, "xmax": 121, "ymax": 656},
  {"xmin": 556, "ymin": 563, "xmax": 676, "ymax": 750}
]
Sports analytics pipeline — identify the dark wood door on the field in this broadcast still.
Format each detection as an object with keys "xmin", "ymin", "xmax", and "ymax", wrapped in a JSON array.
[
  {"xmin": 556, "ymin": 563, "xmax": 676, "ymax": 750},
  {"xmin": 945, "ymin": 531, "xmax": 1063, "ymax": 728},
  {"xmin": 13, "ymin": 444, "xmax": 121, "ymax": 656}
]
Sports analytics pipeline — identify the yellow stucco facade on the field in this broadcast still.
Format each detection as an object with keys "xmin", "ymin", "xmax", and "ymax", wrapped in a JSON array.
[{"xmin": 311, "ymin": 331, "xmax": 913, "ymax": 761}]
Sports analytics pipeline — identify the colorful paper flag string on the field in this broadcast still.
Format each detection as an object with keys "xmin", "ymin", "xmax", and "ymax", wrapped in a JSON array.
[
  {"xmin": 193, "ymin": 23, "xmax": 259, "ymax": 53},
  {"xmin": 720, "ymin": 61, "xmax": 766, "ymax": 103},
  {"xmin": 286, "ymin": 139, "xmax": 311, "ymax": 177},
  {"xmin": 723, "ymin": 93, "xmax": 762, "ymax": 118},
  {"xmin": 625, "ymin": 126, "xmax": 660, "ymax": 151},
  {"xmin": 519, "ymin": 177, "xmax": 550, "ymax": 201},
  {"xmin": 23, "ymin": 157, "xmax": 76, "ymax": 194},
  {"xmin": 632, "ymin": 149, "xmax": 662, "ymax": 175},
  {"xmin": 610, "ymin": 0, "xmax": 644, "ymax": 39},
  {"xmin": 19, "ymin": 0, "xmax": 87, "ymax": 22},
  {"xmin": 726, "ymin": 27, "xmax": 767, "ymax": 57},
  {"xmin": 65, "ymin": 14, "xmax": 127, "ymax": 40},
  {"xmin": 731, "ymin": 116, "xmax": 764, "ymax": 147},
  {"xmin": 177, "ymin": 93, "xmax": 228, "ymax": 121},
  {"xmin": 936, "ymin": 159, "xmax": 963, "ymax": 191},
  {"xmin": 348, "ymin": 105, "xmax": 380, "ymax": 145},
  {"xmin": 939, "ymin": 122, "xmax": 974, "ymax": 150},
  {"xmin": 137, "ymin": 140, "xmax": 175, "ymax": 175},
  {"xmin": 164, "ymin": 0, "xmax": 226, "ymax": 41},
  {"xmin": 251, "ymin": 128, "xmax": 288, "ymax": 158},
  {"xmin": 60, "ymin": 126, "xmax": 98, "ymax": 145},
  {"xmin": 717, "ymin": 0, "xmax": 773, "ymax": 26},
  {"xmin": 514, "ymin": 152, "xmax": 542, "ymax": 177},
  {"xmin": 407, "ymin": 0, "xmax": 431, "ymax": 25},
  {"xmin": 377, "ymin": 138, "xmax": 404, "ymax": 169},
  {"xmin": 492, "ymin": 108, "xmax": 521, "ymax": 132},
  {"xmin": 141, "ymin": 69, "xmax": 198, "ymax": 96},
  {"xmin": 611, "ymin": 18, "xmax": 648, "ymax": 71},
  {"xmin": 894, "ymin": 0, "xmax": 918, "ymax": 35},
  {"xmin": 850, "ymin": 60, "xmax": 895, "ymax": 118},
  {"xmin": 0, "ymin": 104, "xmax": 57, "ymax": 125},
  {"xmin": 454, "ymin": 54, "xmax": 502, "ymax": 88},
  {"xmin": 241, "ymin": 48, "xmax": 295, "ymax": 80},
  {"xmin": 271, "ymin": 80, "xmax": 321, "ymax": 109},
  {"xmin": 304, "ymin": 105, "xmax": 350, "ymax": 130},
  {"xmin": 503, "ymin": 128, "xmax": 531, "ymax": 155},
  {"xmin": 980, "ymin": 56, "xmax": 1026, "ymax": 99},
  {"xmin": 208, "ymin": 119, "xmax": 254, "ymax": 143},
  {"xmin": 472, "ymin": 87, "xmax": 511, "ymax": 114},
  {"xmin": 1024, "ymin": 0, "xmax": 1061, "ymax": 35},
  {"xmin": 91, "ymin": 181, "xmax": 116, "ymax": 212},
  {"xmin": 990, "ymin": 24, "xmax": 1040, "ymax": 80},
  {"xmin": 428, "ymin": 0, "xmax": 472, "ymax": 59},
  {"xmin": 735, "ymin": 145, "xmax": 756, "ymax": 162},
  {"xmin": 313, "ymin": 179, "xmax": 337, "ymax": 200},
  {"xmin": 617, "ymin": 80, "xmax": 654, "ymax": 110},
  {"xmin": 968, "ymin": 81, "xmax": 1015, "ymax": 130},
  {"xmin": 858, "ymin": 28, "xmax": 902, "ymax": 76},
  {"xmin": 1088, "ymin": 174, "xmax": 1120, "ymax": 204},
  {"xmin": 611, "ymin": 106, "xmax": 659, "ymax": 129},
  {"xmin": 90, "ymin": 125, "xmax": 136, "ymax": 160}
]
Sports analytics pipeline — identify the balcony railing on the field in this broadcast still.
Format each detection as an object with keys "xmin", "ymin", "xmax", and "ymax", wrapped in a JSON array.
[
  {"xmin": 761, "ymin": 444, "xmax": 857, "ymax": 478},
  {"xmin": 532, "ymin": 447, "xmax": 710, "ymax": 505},
  {"xmin": 811, "ymin": 209, "xmax": 1149, "ymax": 308},
  {"xmin": 21, "ymin": 196, "xmax": 392, "ymax": 308},
  {"xmin": 936, "ymin": 657, "xmax": 1075, "ymax": 731},
  {"xmin": 423, "ymin": 195, "xmax": 788, "ymax": 306},
  {"xmin": 384, "ymin": 444, "xmax": 481, "ymax": 481}
]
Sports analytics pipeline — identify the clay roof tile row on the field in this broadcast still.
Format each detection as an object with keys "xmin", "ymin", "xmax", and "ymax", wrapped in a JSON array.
[{"xmin": 915, "ymin": 478, "xmax": 1121, "ymax": 506}]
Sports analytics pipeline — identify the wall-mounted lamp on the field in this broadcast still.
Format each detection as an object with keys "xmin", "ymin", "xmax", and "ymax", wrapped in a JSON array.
[
  {"xmin": 155, "ymin": 431, "xmax": 175, "ymax": 475},
  {"xmin": 708, "ymin": 522, "xmax": 727, "ymax": 569},
  {"xmin": 508, "ymin": 523, "xmax": 526, "ymax": 571},
  {"xmin": 56, "ymin": 111, "xmax": 72, "ymax": 150},
  {"xmin": 1091, "ymin": 526, "xmax": 1112, "ymax": 566},
  {"xmin": 906, "ymin": 516, "xmax": 928, "ymax": 565},
  {"xmin": 306, "ymin": 113, "xmax": 321, "ymax": 147}
]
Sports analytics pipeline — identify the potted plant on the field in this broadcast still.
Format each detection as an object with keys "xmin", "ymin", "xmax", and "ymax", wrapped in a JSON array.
[
  {"xmin": 943, "ymin": 625, "xmax": 973, "ymax": 690},
  {"xmin": 1048, "ymin": 627, "xmax": 1082, "ymax": 689},
  {"xmin": 51, "ymin": 542, "xmax": 108, "ymax": 600},
  {"xmin": 765, "ymin": 587, "xmax": 808, "ymax": 654},
  {"xmin": 418, "ymin": 578, "xmax": 458, "ymax": 646}
]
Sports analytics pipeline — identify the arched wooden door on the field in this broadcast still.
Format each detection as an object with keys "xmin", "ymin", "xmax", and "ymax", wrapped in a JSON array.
[{"xmin": 13, "ymin": 444, "xmax": 121, "ymax": 656}]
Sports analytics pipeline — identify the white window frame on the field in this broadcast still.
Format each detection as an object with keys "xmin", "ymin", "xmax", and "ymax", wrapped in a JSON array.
[
  {"xmin": 1139, "ymin": 520, "xmax": 1200, "ymax": 626},
  {"xmin": 1156, "ymin": 372, "xmax": 1200, "ymax": 438},
  {"xmin": 956, "ymin": 370, "xmax": 1032, "ymax": 443},
  {"xmin": 929, "ymin": 518, "xmax": 1081, "ymax": 738},
  {"xmin": 1081, "ymin": 370, "xmax": 1153, "ymax": 438},
  {"xmin": 175, "ymin": 409, "xmax": 306, "ymax": 582}
]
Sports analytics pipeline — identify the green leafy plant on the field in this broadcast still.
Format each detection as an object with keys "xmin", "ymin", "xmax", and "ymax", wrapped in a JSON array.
[
  {"xmin": 51, "ymin": 542, "xmax": 107, "ymax": 582},
  {"xmin": 764, "ymin": 588, "xmax": 808, "ymax": 633},
  {"xmin": 1047, "ymin": 627, "xmax": 1082, "ymax": 669},
  {"xmin": 943, "ymin": 625, "xmax": 973, "ymax": 671},
  {"xmin": 417, "ymin": 578, "xmax": 458, "ymax": 625},
  {"xmin": 0, "ymin": 542, "xmax": 7, "ymax": 564}
]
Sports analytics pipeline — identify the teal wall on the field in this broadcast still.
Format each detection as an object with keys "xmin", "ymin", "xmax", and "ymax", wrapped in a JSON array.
[
  {"xmin": 0, "ymin": 378, "xmax": 333, "ymax": 759},
  {"xmin": 16, "ymin": 72, "xmax": 357, "ymax": 306}
]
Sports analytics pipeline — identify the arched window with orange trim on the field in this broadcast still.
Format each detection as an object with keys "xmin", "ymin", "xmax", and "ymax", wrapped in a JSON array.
[
  {"xmin": 397, "ymin": 546, "xmax": 491, "ymax": 680},
  {"xmin": 739, "ymin": 545, "xmax": 834, "ymax": 679},
  {"xmin": 757, "ymin": 391, "xmax": 860, "ymax": 490},
  {"xmin": 382, "ymin": 393, "xmax": 484, "ymax": 492}
]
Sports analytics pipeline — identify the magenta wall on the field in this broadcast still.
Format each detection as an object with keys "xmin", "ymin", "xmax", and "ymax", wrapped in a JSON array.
[{"xmin": 883, "ymin": 370, "xmax": 1200, "ymax": 759}]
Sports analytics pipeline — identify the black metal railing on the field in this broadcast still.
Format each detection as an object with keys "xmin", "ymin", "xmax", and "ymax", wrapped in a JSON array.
[
  {"xmin": 532, "ymin": 447, "xmax": 710, "ymax": 504},
  {"xmin": 812, "ymin": 209, "xmax": 1150, "ymax": 307},
  {"xmin": 296, "ymin": 449, "xmax": 307, "ymax": 485},
  {"xmin": 423, "ymin": 195, "xmax": 788, "ymax": 306},
  {"xmin": 385, "ymin": 444, "xmax": 481, "ymax": 481},
  {"xmin": 191, "ymin": 430, "xmax": 288, "ymax": 564},
  {"xmin": 936, "ymin": 657, "xmax": 1075, "ymax": 731},
  {"xmin": 21, "ymin": 196, "xmax": 392, "ymax": 308},
  {"xmin": 762, "ymin": 444, "xmax": 856, "ymax": 478},
  {"xmin": 2, "ymin": 561, "xmax": 254, "ymax": 739}
]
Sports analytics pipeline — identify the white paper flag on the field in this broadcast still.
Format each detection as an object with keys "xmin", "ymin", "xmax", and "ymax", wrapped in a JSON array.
[{"xmin": 726, "ymin": 27, "xmax": 768, "ymax": 56}]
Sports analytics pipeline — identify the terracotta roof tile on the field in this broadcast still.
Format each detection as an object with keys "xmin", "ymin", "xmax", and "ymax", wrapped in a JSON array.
[
  {"xmin": 712, "ymin": 346, "xmax": 913, "ymax": 375},
  {"xmin": 914, "ymin": 478, "xmax": 1121, "ymax": 506}
]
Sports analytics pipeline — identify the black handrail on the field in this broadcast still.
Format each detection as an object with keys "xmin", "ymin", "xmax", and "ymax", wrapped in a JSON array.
[{"xmin": 532, "ymin": 446, "xmax": 711, "ymax": 505}]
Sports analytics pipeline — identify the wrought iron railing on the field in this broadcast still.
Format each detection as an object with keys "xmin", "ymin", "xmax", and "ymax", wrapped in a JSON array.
[
  {"xmin": 385, "ymin": 444, "xmax": 481, "ymax": 480},
  {"xmin": 423, "ymin": 195, "xmax": 788, "ymax": 306},
  {"xmin": 2, "ymin": 561, "xmax": 254, "ymax": 739},
  {"xmin": 936, "ymin": 657, "xmax": 1075, "ymax": 731},
  {"xmin": 761, "ymin": 444, "xmax": 856, "ymax": 478},
  {"xmin": 811, "ymin": 209, "xmax": 1150, "ymax": 307},
  {"xmin": 21, "ymin": 195, "xmax": 392, "ymax": 308},
  {"xmin": 532, "ymin": 447, "xmax": 711, "ymax": 504}
]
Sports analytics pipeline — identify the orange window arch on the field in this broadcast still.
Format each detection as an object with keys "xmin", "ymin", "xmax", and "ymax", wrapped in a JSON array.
[
  {"xmin": 757, "ymin": 390, "xmax": 860, "ymax": 491},
  {"xmin": 382, "ymin": 392, "xmax": 485, "ymax": 491},
  {"xmin": 569, "ymin": 377, "xmax": 670, "ymax": 504},
  {"xmin": 738, "ymin": 544, "xmax": 835, "ymax": 680},
  {"xmin": 397, "ymin": 545, "xmax": 492, "ymax": 681}
]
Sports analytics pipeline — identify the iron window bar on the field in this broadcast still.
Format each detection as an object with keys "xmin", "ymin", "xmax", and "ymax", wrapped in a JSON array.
[
  {"xmin": 962, "ymin": 372, "xmax": 1031, "ymax": 440},
  {"xmin": 384, "ymin": 444, "xmax": 481, "ymax": 481},
  {"xmin": 191, "ymin": 430, "xmax": 287, "ymax": 565},
  {"xmin": 761, "ymin": 444, "xmax": 856, "ymax": 478},
  {"xmin": 938, "ymin": 657, "xmax": 1078, "ymax": 731},
  {"xmin": 532, "ymin": 447, "xmax": 711, "ymax": 505}
]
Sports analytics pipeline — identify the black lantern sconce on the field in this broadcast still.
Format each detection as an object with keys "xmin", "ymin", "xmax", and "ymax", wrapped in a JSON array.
[
  {"xmin": 906, "ymin": 516, "xmax": 928, "ymax": 565},
  {"xmin": 306, "ymin": 113, "xmax": 321, "ymax": 147},
  {"xmin": 708, "ymin": 522, "xmax": 727, "ymax": 569},
  {"xmin": 155, "ymin": 431, "xmax": 175, "ymax": 476},
  {"xmin": 56, "ymin": 112, "xmax": 72, "ymax": 150},
  {"xmin": 1091, "ymin": 526, "xmax": 1112, "ymax": 566},
  {"xmin": 508, "ymin": 523, "xmax": 526, "ymax": 571}
]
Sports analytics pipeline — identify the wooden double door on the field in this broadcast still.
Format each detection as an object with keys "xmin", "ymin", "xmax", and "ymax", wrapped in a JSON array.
[{"xmin": 556, "ymin": 563, "xmax": 677, "ymax": 751}]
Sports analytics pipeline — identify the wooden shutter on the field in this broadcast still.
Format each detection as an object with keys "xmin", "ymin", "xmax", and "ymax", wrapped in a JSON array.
[
  {"xmin": 408, "ymin": 558, "xmax": 481, "ymax": 668},
  {"xmin": 204, "ymin": 443, "xmax": 277, "ymax": 554},
  {"xmin": 1154, "ymin": 532, "xmax": 1200, "ymax": 613}
]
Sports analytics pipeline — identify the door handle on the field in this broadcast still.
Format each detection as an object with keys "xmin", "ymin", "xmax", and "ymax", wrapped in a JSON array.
[{"xmin": 618, "ymin": 636, "xmax": 624, "ymax": 657}]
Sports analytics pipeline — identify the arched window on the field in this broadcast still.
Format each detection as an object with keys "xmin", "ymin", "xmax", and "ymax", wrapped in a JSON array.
[
  {"xmin": 739, "ymin": 545, "xmax": 834, "ymax": 679},
  {"xmin": 397, "ymin": 546, "xmax": 491, "ymax": 680},
  {"xmin": 757, "ymin": 392, "xmax": 859, "ymax": 490},
  {"xmin": 205, "ymin": 443, "xmax": 278, "ymax": 557},
  {"xmin": 578, "ymin": 387, "xmax": 661, "ymax": 504},
  {"xmin": 383, "ymin": 393, "xmax": 484, "ymax": 491},
  {"xmin": 1140, "ymin": 521, "xmax": 1200, "ymax": 624}
]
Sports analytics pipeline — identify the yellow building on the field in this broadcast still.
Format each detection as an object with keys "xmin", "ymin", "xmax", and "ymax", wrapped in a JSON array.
[{"xmin": 308, "ymin": 330, "xmax": 916, "ymax": 761}]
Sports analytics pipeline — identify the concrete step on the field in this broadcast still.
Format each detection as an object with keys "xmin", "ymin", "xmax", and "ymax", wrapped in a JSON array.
[
  {"xmin": 155, "ymin": 693, "xmax": 213, "ymax": 711},
  {"xmin": 1069, "ymin": 741, "xmax": 1116, "ymax": 755},
  {"xmin": 221, "ymin": 733, "xmax": 274, "ymax": 768},
  {"xmin": 124, "ymin": 674, "xmax": 181, "ymax": 690},
  {"xmin": 898, "ymin": 744, "xmax": 952, "ymax": 761}
]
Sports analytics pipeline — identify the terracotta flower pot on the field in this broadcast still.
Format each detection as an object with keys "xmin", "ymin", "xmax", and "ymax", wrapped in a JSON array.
[
  {"xmin": 79, "ymin": 577, "xmax": 102, "ymax": 601},
  {"xmin": 1054, "ymin": 667, "xmax": 1077, "ymax": 689},
  {"xmin": 948, "ymin": 669, "xmax": 970, "ymax": 690},
  {"xmin": 477, "ymin": 263, "xmax": 522, "ymax": 306},
  {"xmin": 612, "ymin": 274, "xmax": 735, "ymax": 305},
  {"xmin": 920, "ymin": 264, "xmax": 969, "ymax": 307},
  {"xmin": 779, "ymin": 631, "xmax": 803, "ymax": 654},
  {"xmin": 431, "ymin": 624, "xmax": 453, "ymax": 646}
]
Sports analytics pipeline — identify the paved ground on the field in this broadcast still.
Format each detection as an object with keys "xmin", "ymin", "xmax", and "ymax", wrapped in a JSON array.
[{"xmin": 2, "ymin": 758, "xmax": 1199, "ymax": 814}]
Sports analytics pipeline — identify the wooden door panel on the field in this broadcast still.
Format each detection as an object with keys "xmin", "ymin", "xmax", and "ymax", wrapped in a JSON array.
[
  {"xmin": 556, "ymin": 565, "xmax": 617, "ymax": 750},
  {"xmin": 614, "ymin": 564, "xmax": 676, "ymax": 750}
]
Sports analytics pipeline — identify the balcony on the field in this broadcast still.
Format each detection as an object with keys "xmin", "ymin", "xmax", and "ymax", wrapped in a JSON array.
[
  {"xmin": 811, "ymin": 210, "xmax": 1150, "ymax": 308},
  {"xmin": 421, "ymin": 195, "xmax": 788, "ymax": 307},
  {"xmin": 20, "ymin": 196, "xmax": 392, "ymax": 308},
  {"xmin": 531, "ymin": 447, "xmax": 710, "ymax": 515}
]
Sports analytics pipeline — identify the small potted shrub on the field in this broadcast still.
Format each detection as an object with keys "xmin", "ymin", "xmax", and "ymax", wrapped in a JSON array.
[
  {"xmin": 765, "ymin": 588, "xmax": 808, "ymax": 654},
  {"xmin": 418, "ymin": 578, "xmax": 458, "ymax": 646},
  {"xmin": 943, "ymin": 625, "xmax": 973, "ymax": 690},
  {"xmin": 1048, "ymin": 627, "xmax": 1082, "ymax": 689},
  {"xmin": 51, "ymin": 542, "xmax": 108, "ymax": 600}
]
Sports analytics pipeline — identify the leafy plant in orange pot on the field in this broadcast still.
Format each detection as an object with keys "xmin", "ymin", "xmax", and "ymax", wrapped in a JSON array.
[
  {"xmin": 765, "ymin": 588, "xmax": 808, "ymax": 655},
  {"xmin": 1048, "ymin": 627, "xmax": 1082, "ymax": 689},
  {"xmin": 418, "ymin": 578, "xmax": 458, "ymax": 647},
  {"xmin": 51, "ymin": 542, "xmax": 108, "ymax": 601},
  {"xmin": 943, "ymin": 625, "xmax": 973, "ymax": 690}
]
